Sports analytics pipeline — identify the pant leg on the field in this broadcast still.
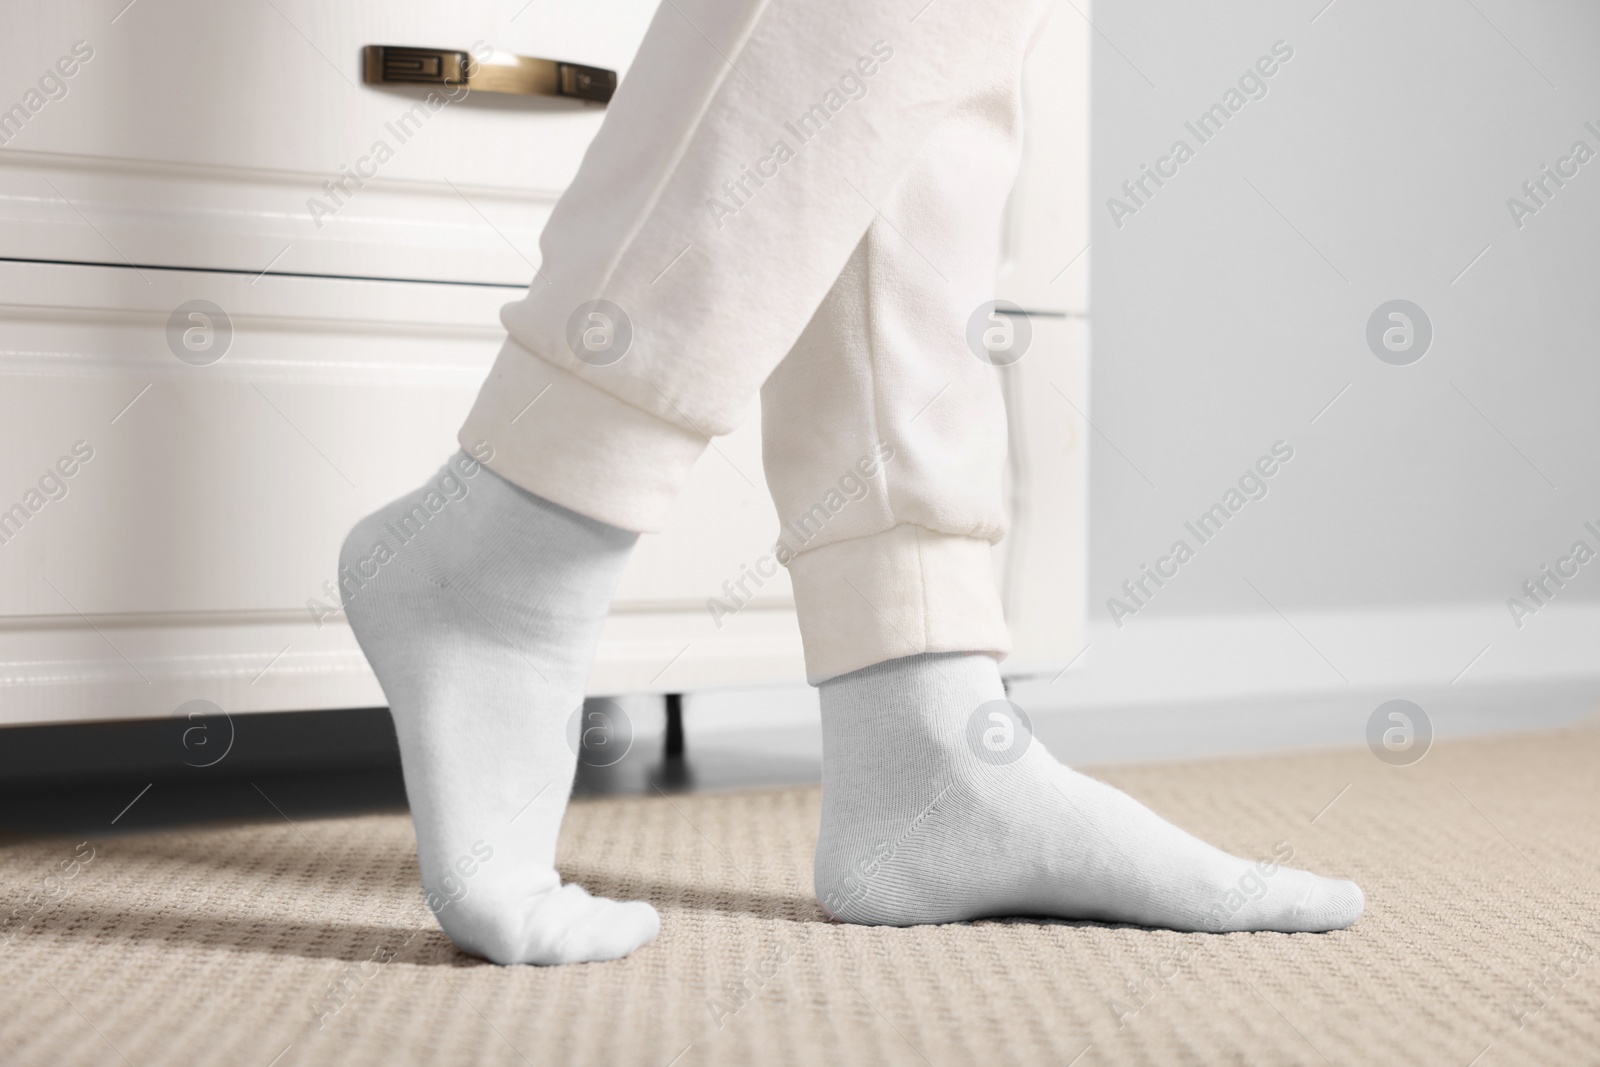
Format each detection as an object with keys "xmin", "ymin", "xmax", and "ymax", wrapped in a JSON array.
[
  {"xmin": 760, "ymin": 65, "xmax": 1031, "ymax": 683},
  {"xmin": 460, "ymin": 0, "xmax": 1050, "ymax": 533}
]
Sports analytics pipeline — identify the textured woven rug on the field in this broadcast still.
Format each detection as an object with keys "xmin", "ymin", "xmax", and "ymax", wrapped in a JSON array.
[{"xmin": 2, "ymin": 726, "xmax": 1597, "ymax": 1067}]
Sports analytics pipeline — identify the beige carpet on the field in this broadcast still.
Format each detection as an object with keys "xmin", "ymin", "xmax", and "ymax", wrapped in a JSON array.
[{"xmin": 3, "ymin": 726, "xmax": 1598, "ymax": 1067}]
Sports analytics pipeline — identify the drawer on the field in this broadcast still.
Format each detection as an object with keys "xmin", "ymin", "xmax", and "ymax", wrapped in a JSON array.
[
  {"xmin": 0, "ymin": 0, "xmax": 1084, "ymax": 302},
  {"xmin": 0, "ymin": 259, "xmax": 802, "ymax": 724},
  {"xmin": 0, "ymin": 0, "xmax": 657, "ymax": 284}
]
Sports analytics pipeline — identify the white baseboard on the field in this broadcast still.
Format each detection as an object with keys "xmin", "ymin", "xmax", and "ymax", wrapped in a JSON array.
[
  {"xmin": 1003, "ymin": 600, "xmax": 1600, "ymax": 765},
  {"xmin": 1009, "ymin": 600, "xmax": 1600, "ymax": 704}
]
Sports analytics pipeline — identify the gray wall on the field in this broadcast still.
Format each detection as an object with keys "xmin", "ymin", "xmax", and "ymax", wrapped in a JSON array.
[{"xmin": 1089, "ymin": 0, "xmax": 1600, "ymax": 620}]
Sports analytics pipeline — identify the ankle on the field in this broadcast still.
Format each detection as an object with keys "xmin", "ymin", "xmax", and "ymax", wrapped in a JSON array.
[{"xmin": 821, "ymin": 652, "xmax": 1006, "ymax": 741}]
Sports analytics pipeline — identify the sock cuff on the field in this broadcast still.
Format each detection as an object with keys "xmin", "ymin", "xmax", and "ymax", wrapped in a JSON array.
[
  {"xmin": 786, "ymin": 525, "xmax": 1010, "ymax": 684},
  {"xmin": 459, "ymin": 337, "xmax": 708, "ymax": 534}
]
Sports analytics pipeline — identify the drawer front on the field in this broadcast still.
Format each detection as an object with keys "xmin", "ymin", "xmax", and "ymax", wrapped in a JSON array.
[
  {"xmin": 0, "ymin": 259, "xmax": 801, "ymax": 724},
  {"xmin": 0, "ymin": 0, "xmax": 1082, "ymax": 301},
  {"xmin": 0, "ymin": 0, "xmax": 657, "ymax": 284}
]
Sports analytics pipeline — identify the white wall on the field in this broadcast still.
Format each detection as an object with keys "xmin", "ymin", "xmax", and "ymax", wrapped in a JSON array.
[{"xmin": 1089, "ymin": 0, "xmax": 1600, "ymax": 623}]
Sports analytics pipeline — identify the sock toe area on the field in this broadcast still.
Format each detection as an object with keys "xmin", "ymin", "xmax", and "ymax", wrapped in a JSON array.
[
  {"xmin": 442, "ymin": 883, "xmax": 660, "ymax": 966},
  {"xmin": 532, "ymin": 886, "xmax": 661, "ymax": 965},
  {"xmin": 1294, "ymin": 876, "xmax": 1364, "ymax": 932},
  {"xmin": 556, "ymin": 899, "xmax": 662, "ymax": 965}
]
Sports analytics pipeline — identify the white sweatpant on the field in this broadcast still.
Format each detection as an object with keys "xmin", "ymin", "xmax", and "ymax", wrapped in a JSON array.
[{"xmin": 460, "ymin": 0, "xmax": 1049, "ymax": 682}]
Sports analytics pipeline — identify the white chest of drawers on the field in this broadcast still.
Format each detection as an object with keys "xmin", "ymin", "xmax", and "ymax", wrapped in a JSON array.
[{"xmin": 0, "ymin": 0, "xmax": 1088, "ymax": 726}]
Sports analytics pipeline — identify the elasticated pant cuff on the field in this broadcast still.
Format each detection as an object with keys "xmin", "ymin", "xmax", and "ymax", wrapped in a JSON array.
[
  {"xmin": 785, "ymin": 525, "xmax": 1010, "ymax": 683},
  {"xmin": 459, "ymin": 338, "xmax": 707, "ymax": 534}
]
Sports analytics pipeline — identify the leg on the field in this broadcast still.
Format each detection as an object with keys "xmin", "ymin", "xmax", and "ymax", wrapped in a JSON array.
[
  {"xmin": 761, "ymin": 61, "xmax": 1366, "ymax": 934},
  {"xmin": 459, "ymin": 0, "xmax": 1054, "ymax": 532},
  {"xmin": 345, "ymin": 0, "xmax": 1053, "ymax": 964}
]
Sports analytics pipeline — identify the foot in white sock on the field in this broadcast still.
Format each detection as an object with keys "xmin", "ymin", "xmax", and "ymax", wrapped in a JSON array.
[
  {"xmin": 815, "ymin": 653, "xmax": 1364, "ymax": 933},
  {"xmin": 340, "ymin": 451, "xmax": 660, "ymax": 964}
]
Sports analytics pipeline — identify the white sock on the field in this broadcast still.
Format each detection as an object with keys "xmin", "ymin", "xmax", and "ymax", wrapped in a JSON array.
[
  {"xmin": 340, "ymin": 451, "xmax": 659, "ymax": 964},
  {"xmin": 815, "ymin": 652, "xmax": 1364, "ymax": 932}
]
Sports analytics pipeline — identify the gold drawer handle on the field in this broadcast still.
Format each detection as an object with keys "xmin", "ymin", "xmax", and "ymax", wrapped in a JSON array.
[{"xmin": 362, "ymin": 44, "xmax": 616, "ymax": 104}]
